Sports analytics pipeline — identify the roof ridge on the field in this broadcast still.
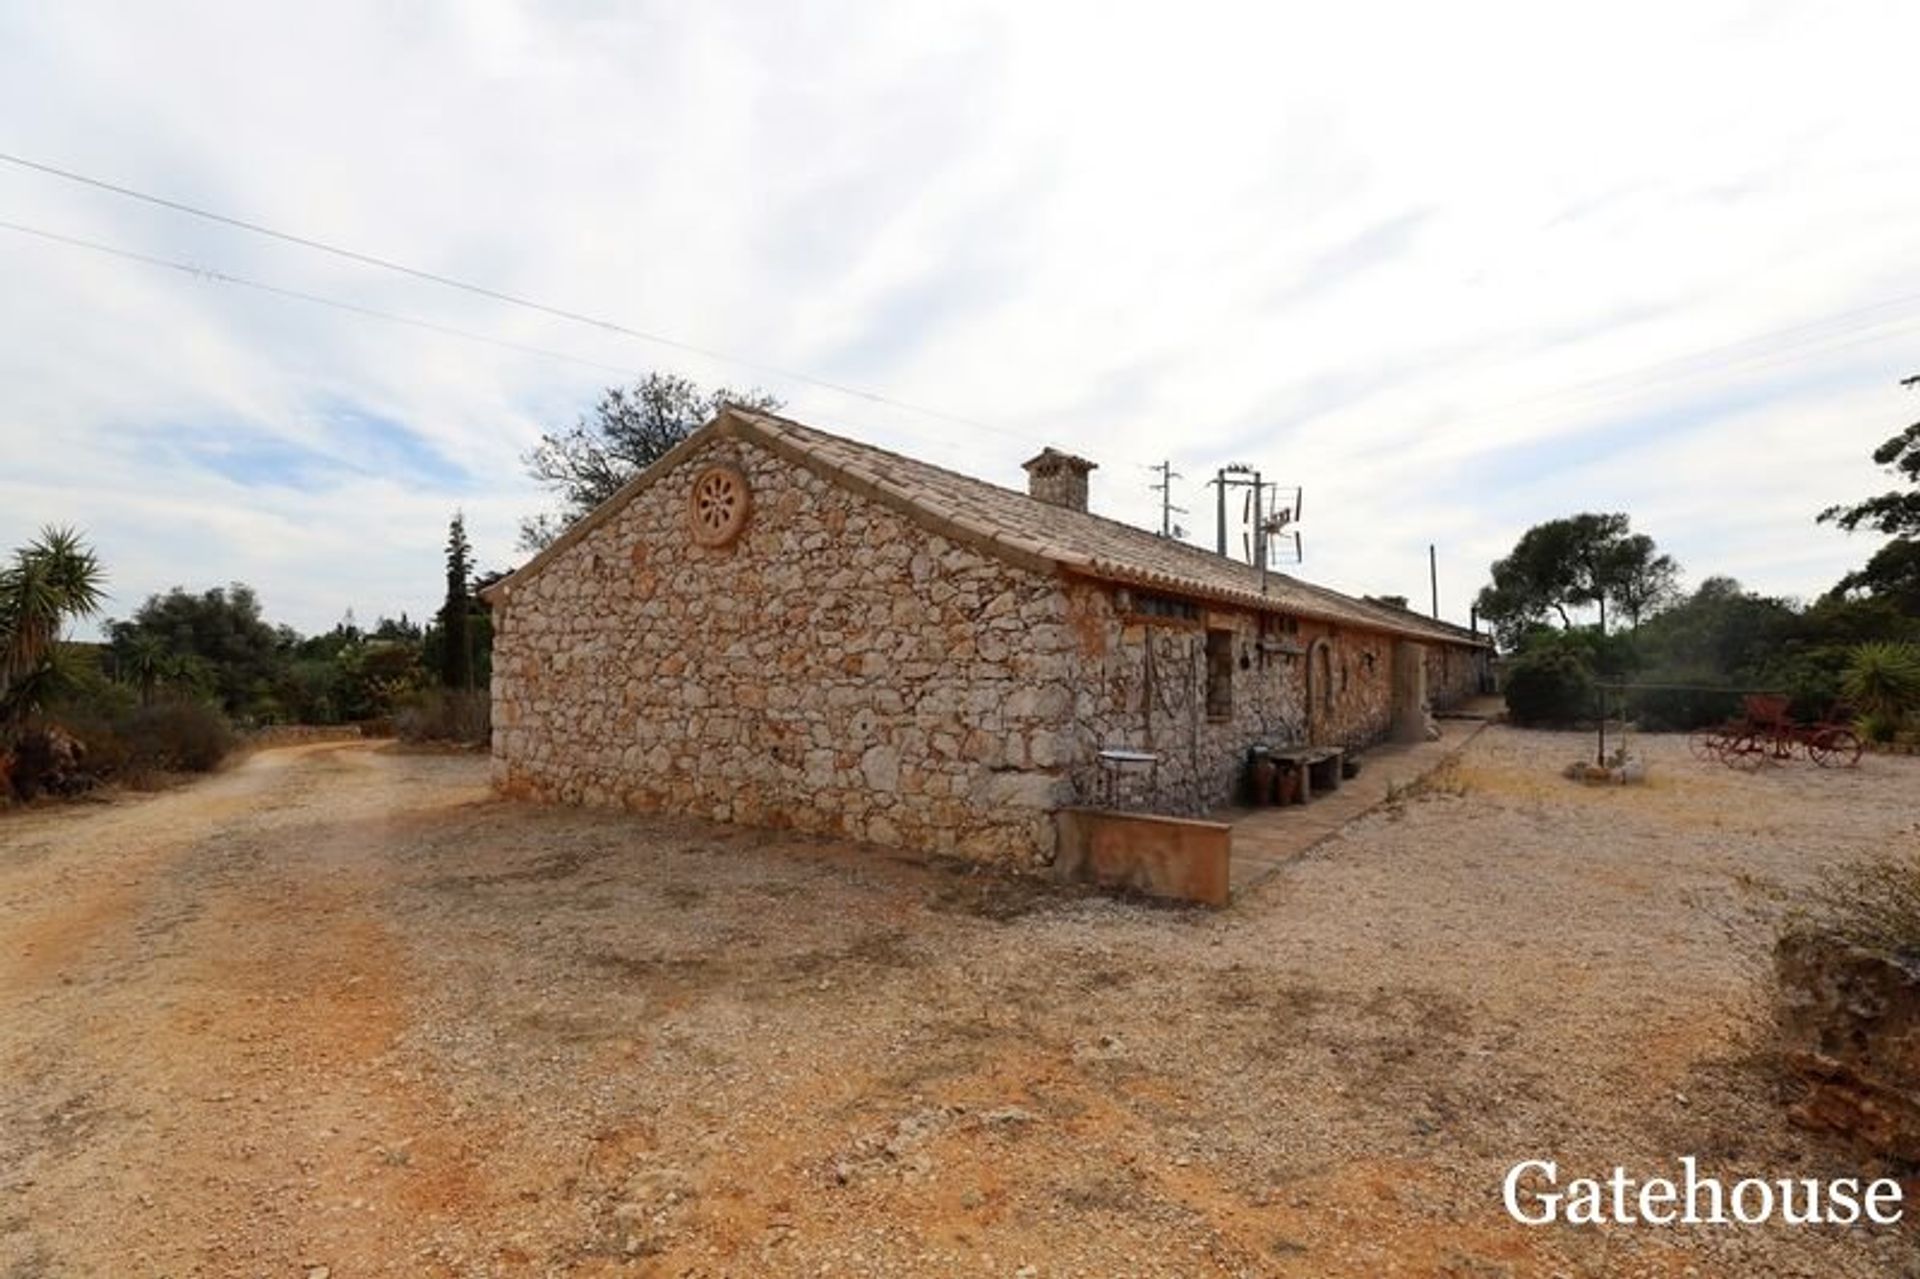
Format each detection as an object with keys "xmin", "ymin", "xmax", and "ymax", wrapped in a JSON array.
[
  {"xmin": 739, "ymin": 408, "xmax": 1473, "ymax": 634},
  {"xmin": 738, "ymin": 407, "xmax": 1301, "ymax": 579},
  {"xmin": 493, "ymin": 404, "xmax": 1486, "ymax": 648}
]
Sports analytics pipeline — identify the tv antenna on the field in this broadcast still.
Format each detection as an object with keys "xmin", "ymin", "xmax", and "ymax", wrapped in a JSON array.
[
  {"xmin": 1261, "ymin": 482, "xmax": 1304, "ymax": 566},
  {"xmin": 1212, "ymin": 465, "xmax": 1306, "ymax": 584},
  {"xmin": 1147, "ymin": 460, "xmax": 1187, "ymax": 538}
]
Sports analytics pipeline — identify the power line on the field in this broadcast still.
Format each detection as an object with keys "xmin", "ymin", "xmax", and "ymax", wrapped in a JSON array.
[
  {"xmin": 1520, "ymin": 292, "xmax": 1920, "ymax": 410},
  {"xmin": 0, "ymin": 216, "xmax": 642, "ymax": 381},
  {"xmin": 11, "ymin": 148, "xmax": 1913, "ymax": 530},
  {"xmin": 12, "ymin": 148, "xmax": 1918, "ymax": 441},
  {"xmin": 1450, "ymin": 313, "xmax": 1920, "ymax": 454},
  {"xmin": 0, "ymin": 148, "xmax": 1035, "ymax": 443},
  {"xmin": 0, "ymin": 216, "xmax": 994, "ymax": 470},
  {"xmin": 1431, "ymin": 297, "xmax": 1920, "ymax": 436}
]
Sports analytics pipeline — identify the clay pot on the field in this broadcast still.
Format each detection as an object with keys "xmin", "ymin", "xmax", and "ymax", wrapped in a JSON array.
[
  {"xmin": 1277, "ymin": 765, "xmax": 1302, "ymax": 806},
  {"xmin": 1249, "ymin": 757, "xmax": 1277, "ymax": 805}
]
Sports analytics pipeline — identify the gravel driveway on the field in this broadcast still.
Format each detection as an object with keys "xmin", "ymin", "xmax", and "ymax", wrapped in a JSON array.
[{"xmin": 2, "ymin": 730, "xmax": 1915, "ymax": 1277}]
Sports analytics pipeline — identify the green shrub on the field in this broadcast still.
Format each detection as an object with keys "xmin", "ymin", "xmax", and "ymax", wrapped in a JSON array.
[
  {"xmin": 393, "ymin": 688, "xmax": 490, "ymax": 744},
  {"xmin": 1842, "ymin": 642, "xmax": 1920, "ymax": 723},
  {"xmin": 1504, "ymin": 644, "xmax": 1596, "ymax": 725},
  {"xmin": 61, "ymin": 700, "xmax": 236, "ymax": 780},
  {"xmin": 1557, "ymin": 627, "xmax": 1640, "ymax": 682},
  {"xmin": 1856, "ymin": 711, "xmax": 1901, "ymax": 744},
  {"xmin": 119, "ymin": 701, "xmax": 236, "ymax": 772},
  {"xmin": 1747, "ymin": 648, "xmax": 1848, "ymax": 721},
  {"xmin": 57, "ymin": 710, "xmax": 129, "ymax": 778},
  {"xmin": 1625, "ymin": 683, "xmax": 1743, "ymax": 732}
]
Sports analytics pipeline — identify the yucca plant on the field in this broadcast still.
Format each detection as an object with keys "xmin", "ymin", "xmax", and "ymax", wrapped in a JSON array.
[
  {"xmin": 0, "ymin": 527, "xmax": 107, "ymax": 739},
  {"xmin": 1841, "ymin": 642, "xmax": 1920, "ymax": 728}
]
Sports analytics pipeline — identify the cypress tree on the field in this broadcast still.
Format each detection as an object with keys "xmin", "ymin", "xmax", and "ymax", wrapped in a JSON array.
[{"xmin": 441, "ymin": 513, "xmax": 473, "ymax": 691}]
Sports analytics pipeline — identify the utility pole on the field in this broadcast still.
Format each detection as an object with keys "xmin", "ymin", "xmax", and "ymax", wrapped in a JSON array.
[
  {"xmin": 1429, "ymin": 544, "xmax": 1439, "ymax": 619},
  {"xmin": 1213, "ymin": 462, "xmax": 1290, "ymax": 572},
  {"xmin": 1215, "ymin": 473, "xmax": 1229, "ymax": 556},
  {"xmin": 1148, "ymin": 461, "xmax": 1186, "ymax": 538},
  {"xmin": 1213, "ymin": 464, "xmax": 1256, "ymax": 557},
  {"xmin": 1250, "ymin": 474, "xmax": 1265, "ymax": 571}
]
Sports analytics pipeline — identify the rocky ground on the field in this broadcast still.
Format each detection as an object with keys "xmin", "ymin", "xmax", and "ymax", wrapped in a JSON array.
[{"xmin": 1, "ymin": 729, "xmax": 1916, "ymax": 1277}]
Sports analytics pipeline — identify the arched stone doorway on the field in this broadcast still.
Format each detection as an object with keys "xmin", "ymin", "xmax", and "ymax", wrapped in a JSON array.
[{"xmin": 1305, "ymin": 637, "xmax": 1335, "ymax": 744}]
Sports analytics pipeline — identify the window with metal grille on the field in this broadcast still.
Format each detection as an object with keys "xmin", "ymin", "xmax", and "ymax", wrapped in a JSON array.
[
  {"xmin": 1132, "ymin": 592, "xmax": 1200, "ymax": 622},
  {"xmin": 1205, "ymin": 628, "xmax": 1233, "ymax": 720}
]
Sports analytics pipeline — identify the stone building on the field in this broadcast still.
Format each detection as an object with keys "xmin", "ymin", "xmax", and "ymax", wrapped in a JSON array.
[{"xmin": 482, "ymin": 406, "xmax": 1489, "ymax": 867}]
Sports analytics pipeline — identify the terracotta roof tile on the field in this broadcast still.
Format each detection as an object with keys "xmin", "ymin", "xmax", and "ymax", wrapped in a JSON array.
[{"xmin": 735, "ymin": 409, "xmax": 1486, "ymax": 648}]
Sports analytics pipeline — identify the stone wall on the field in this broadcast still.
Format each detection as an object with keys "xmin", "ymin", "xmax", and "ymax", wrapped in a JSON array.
[
  {"xmin": 1299, "ymin": 619, "xmax": 1396, "ymax": 749},
  {"xmin": 1058, "ymin": 586, "xmax": 1399, "ymax": 814},
  {"xmin": 1776, "ymin": 932, "xmax": 1920, "ymax": 1162},
  {"xmin": 1425, "ymin": 640, "xmax": 1485, "ymax": 710},
  {"xmin": 490, "ymin": 435, "xmax": 1074, "ymax": 866}
]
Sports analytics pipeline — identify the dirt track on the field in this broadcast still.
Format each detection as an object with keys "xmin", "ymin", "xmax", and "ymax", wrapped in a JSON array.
[{"xmin": 1, "ymin": 732, "xmax": 1916, "ymax": 1277}]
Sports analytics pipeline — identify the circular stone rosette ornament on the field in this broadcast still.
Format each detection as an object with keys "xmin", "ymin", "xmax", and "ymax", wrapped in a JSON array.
[{"xmin": 687, "ymin": 463, "xmax": 751, "ymax": 547}]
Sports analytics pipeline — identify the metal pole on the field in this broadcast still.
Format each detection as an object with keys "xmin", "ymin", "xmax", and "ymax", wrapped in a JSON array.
[
  {"xmin": 1215, "ymin": 472, "xmax": 1227, "ymax": 556},
  {"xmin": 1429, "ymin": 544, "xmax": 1439, "ymax": 619},
  {"xmin": 1252, "ymin": 472, "xmax": 1264, "ymax": 571},
  {"xmin": 1151, "ymin": 461, "xmax": 1181, "ymax": 537}
]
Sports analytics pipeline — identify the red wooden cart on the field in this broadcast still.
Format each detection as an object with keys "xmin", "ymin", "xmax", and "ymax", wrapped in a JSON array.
[{"xmin": 1706, "ymin": 694, "xmax": 1862, "ymax": 770}]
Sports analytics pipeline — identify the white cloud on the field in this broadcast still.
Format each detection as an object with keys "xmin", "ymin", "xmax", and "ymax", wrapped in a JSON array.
[{"xmin": 1, "ymin": 0, "xmax": 1917, "ymax": 636}]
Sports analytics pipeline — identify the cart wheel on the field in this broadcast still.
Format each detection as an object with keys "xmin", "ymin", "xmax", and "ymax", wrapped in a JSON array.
[
  {"xmin": 1809, "ymin": 728, "xmax": 1863, "ymax": 769},
  {"xmin": 1719, "ymin": 731, "xmax": 1769, "ymax": 771},
  {"xmin": 1687, "ymin": 729, "xmax": 1719, "ymax": 760}
]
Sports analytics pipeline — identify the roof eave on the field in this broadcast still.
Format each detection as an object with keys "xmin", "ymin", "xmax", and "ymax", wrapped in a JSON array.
[{"xmin": 1061, "ymin": 562, "xmax": 1487, "ymax": 646}]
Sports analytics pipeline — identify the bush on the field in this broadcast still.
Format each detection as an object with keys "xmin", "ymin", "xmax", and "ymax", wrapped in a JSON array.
[
  {"xmin": 1624, "ymin": 683, "xmax": 1743, "ymax": 732},
  {"xmin": 62, "ymin": 700, "xmax": 235, "ymax": 781},
  {"xmin": 119, "ymin": 701, "xmax": 236, "ymax": 772},
  {"xmin": 1788, "ymin": 852, "xmax": 1920, "ymax": 964},
  {"xmin": 393, "ymin": 689, "xmax": 490, "ymax": 744},
  {"xmin": 1503, "ymin": 642, "xmax": 1596, "ymax": 726},
  {"xmin": 1856, "ymin": 711, "xmax": 1901, "ymax": 744},
  {"xmin": 1751, "ymin": 649, "xmax": 1849, "ymax": 721}
]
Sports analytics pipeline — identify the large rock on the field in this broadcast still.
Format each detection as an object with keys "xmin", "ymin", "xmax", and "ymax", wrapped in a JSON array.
[{"xmin": 1775, "ymin": 931, "xmax": 1920, "ymax": 1162}]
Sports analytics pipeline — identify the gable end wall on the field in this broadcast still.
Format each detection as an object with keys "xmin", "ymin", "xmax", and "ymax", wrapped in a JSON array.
[{"xmin": 490, "ymin": 436, "xmax": 1075, "ymax": 865}]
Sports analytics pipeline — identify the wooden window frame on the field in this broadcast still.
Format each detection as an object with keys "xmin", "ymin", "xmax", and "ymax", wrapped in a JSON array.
[{"xmin": 1204, "ymin": 627, "xmax": 1234, "ymax": 721}]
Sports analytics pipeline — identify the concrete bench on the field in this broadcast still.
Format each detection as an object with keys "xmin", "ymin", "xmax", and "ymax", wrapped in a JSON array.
[{"xmin": 1270, "ymin": 747, "xmax": 1345, "ymax": 803}]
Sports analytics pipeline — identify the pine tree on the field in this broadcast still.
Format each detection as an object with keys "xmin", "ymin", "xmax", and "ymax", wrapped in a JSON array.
[{"xmin": 441, "ymin": 513, "xmax": 473, "ymax": 691}]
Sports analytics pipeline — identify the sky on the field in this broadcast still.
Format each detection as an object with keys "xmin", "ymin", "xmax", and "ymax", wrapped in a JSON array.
[{"xmin": 3, "ymin": 0, "xmax": 1918, "ymax": 638}]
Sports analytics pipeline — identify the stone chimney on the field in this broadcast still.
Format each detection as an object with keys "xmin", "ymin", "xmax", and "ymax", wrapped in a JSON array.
[{"xmin": 1022, "ymin": 448, "xmax": 1097, "ymax": 513}]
